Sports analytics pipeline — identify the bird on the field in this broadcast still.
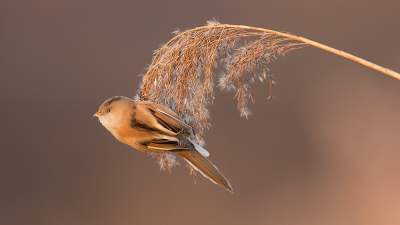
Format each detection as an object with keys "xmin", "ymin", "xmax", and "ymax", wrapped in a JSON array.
[{"xmin": 93, "ymin": 96, "xmax": 233, "ymax": 192}]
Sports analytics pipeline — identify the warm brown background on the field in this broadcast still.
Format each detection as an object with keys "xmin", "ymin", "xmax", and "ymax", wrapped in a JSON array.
[{"xmin": 1, "ymin": 1, "xmax": 400, "ymax": 224}]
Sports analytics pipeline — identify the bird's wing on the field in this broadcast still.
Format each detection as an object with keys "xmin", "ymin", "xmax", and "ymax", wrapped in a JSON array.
[
  {"xmin": 141, "ymin": 101, "xmax": 209, "ymax": 157},
  {"xmin": 152, "ymin": 108, "xmax": 192, "ymax": 136},
  {"xmin": 177, "ymin": 150, "xmax": 233, "ymax": 193},
  {"xmin": 145, "ymin": 138, "xmax": 209, "ymax": 158},
  {"xmin": 145, "ymin": 138, "xmax": 190, "ymax": 151}
]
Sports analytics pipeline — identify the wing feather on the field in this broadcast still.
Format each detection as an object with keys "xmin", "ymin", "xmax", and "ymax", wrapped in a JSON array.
[{"xmin": 153, "ymin": 108, "xmax": 192, "ymax": 136}]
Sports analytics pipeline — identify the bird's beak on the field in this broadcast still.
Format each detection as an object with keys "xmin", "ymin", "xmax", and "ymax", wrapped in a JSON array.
[{"xmin": 93, "ymin": 112, "xmax": 102, "ymax": 118}]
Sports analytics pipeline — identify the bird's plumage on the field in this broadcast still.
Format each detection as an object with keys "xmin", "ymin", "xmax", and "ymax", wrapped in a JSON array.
[{"xmin": 94, "ymin": 96, "xmax": 232, "ymax": 192}]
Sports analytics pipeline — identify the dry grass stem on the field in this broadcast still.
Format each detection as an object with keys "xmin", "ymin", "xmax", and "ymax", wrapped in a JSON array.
[{"xmin": 136, "ymin": 20, "xmax": 400, "ymax": 171}]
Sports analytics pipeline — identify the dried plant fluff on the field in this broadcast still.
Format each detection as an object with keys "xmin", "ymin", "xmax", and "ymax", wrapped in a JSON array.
[{"xmin": 135, "ymin": 20, "xmax": 400, "ymax": 172}]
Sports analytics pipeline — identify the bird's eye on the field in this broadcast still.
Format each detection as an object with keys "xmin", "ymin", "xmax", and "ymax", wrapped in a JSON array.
[{"xmin": 105, "ymin": 108, "xmax": 111, "ymax": 113}]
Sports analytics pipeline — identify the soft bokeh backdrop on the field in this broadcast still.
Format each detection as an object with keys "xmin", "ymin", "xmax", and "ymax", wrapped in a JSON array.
[{"xmin": 1, "ymin": 1, "xmax": 400, "ymax": 224}]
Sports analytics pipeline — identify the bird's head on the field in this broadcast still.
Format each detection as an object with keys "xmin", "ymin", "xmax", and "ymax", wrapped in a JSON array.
[{"xmin": 93, "ymin": 96, "xmax": 132, "ymax": 131}]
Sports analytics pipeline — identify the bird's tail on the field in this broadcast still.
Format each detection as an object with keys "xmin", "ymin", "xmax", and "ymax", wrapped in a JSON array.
[{"xmin": 176, "ymin": 150, "xmax": 233, "ymax": 193}]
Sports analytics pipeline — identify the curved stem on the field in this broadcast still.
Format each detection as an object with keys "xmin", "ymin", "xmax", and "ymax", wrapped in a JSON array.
[{"xmin": 171, "ymin": 24, "xmax": 400, "ymax": 81}]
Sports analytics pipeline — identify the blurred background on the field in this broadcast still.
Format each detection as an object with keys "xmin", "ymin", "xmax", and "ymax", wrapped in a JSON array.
[{"xmin": 1, "ymin": 1, "xmax": 400, "ymax": 224}]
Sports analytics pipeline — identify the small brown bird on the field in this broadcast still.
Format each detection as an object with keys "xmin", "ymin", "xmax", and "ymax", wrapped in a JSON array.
[{"xmin": 93, "ymin": 96, "xmax": 233, "ymax": 192}]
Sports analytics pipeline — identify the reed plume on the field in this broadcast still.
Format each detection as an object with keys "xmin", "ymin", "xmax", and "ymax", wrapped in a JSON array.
[{"xmin": 136, "ymin": 20, "xmax": 400, "ymax": 171}]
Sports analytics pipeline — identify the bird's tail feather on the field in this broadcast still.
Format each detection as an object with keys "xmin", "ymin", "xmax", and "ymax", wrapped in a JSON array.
[{"xmin": 176, "ymin": 151, "xmax": 233, "ymax": 193}]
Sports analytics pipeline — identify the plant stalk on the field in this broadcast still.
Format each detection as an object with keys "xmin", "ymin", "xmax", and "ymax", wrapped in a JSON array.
[{"xmin": 180, "ymin": 24, "xmax": 400, "ymax": 81}]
